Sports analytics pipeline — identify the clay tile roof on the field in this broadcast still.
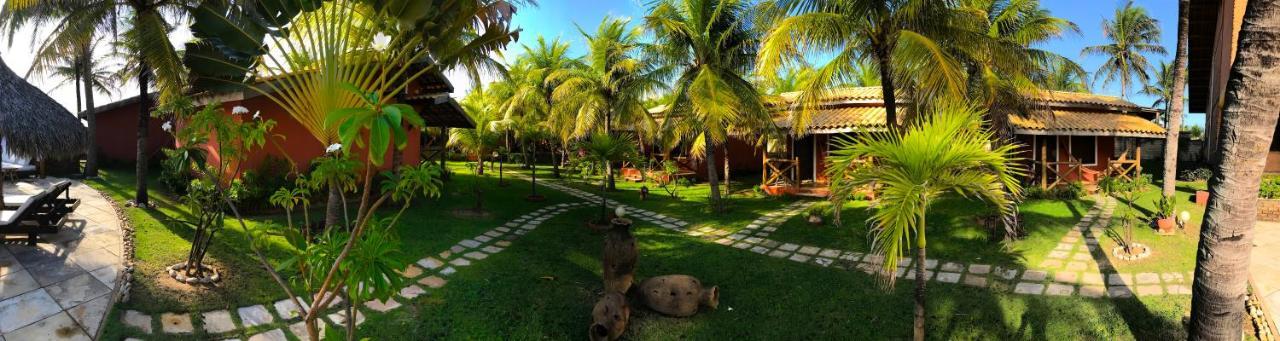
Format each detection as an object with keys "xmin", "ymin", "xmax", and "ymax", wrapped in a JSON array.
[
  {"xmin": 774, "ymin": 106, "xmax": 889, "ymax": 133},
  {"xmin": 1009, "ymin": 110, "xmax": 1166, "ymax": 138}
]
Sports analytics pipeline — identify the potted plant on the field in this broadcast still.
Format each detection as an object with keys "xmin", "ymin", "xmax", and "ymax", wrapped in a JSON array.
[{"xmin": 1155, "ymin": 194, "xmax": 1176, "ymax": 235}]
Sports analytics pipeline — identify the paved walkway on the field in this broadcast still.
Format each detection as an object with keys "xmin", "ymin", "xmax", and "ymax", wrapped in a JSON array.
[
  {"xmin": 0, "ymin": 180, "xmax": 127, "ymax": 340},
  {"xmin": 1252, "ymin": 221, "xmax": 1280, "ymax": 329}
]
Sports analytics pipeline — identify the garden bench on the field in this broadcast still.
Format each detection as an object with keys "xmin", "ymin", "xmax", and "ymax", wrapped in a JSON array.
[{"xmin": 0, "ymin": 181, "xmax": 77, "ymax": 245}]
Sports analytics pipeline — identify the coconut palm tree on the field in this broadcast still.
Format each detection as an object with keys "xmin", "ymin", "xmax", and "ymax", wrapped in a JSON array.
[
  {"xmin": 1189, "ymin": 0, "xmax": 1280, "ymax": 337},
  {"xmin": 3, "ymin": 0, "xmax": 191, "ymax": 205},
  {"xmin": 23, "ymin": 39, "xmax": 114, "ymax": 177},
  {"xmin": 549, "ymin": 16, "xmax": 664, "ymax": 190},
  {"xmin": 646, "ymin": 0, "xmax": 769, "ymax": 213},
  {"xmin": 1081, "ymin": 0, "xmax": 1165, "ymax": 99},
  {"xmin": 452, "ymin": 96, "xmax": 502, "ymax": 176},
  {"xmin": 827, "ymin": 100, "xmax": 1020, "ymax": 341},
  {"xmin": 1040, "ymin": 59, "xmax": 1090, "ymax": 93},
  {"xmin": 1144, "ymin": 0, "xmax": 1188, "ymax": 198},
  {"xmin": 757, "ymin": 0, "xmax": 965, "ymax": 132},
  {"xmin": 502, "ymin": 36, "xmax": 585, "ymax": 179}
]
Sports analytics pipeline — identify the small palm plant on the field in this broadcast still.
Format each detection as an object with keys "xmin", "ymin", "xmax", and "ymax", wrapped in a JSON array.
[
  {"xmin": 826, "ymin": 101, "xmax": 1021, "ymax": 341},
  {"xmin": 582, "ymin": 132, "xmax": 637, "ymax": 223}
]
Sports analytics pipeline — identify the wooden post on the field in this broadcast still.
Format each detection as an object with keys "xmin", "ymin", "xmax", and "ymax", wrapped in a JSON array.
[
  {"xmin": 1040, "ymin": 143, "xmax": 1048, "ymax": 189},
  {"xmin": 1135, "ymin": 143, "xmax": 1143, "ymax": 175}
]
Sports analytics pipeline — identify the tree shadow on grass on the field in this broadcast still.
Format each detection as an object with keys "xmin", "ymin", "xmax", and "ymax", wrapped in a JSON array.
[{"xmin": 1081, "ymin": 224, "xmax": 1183, "ymax": 339}]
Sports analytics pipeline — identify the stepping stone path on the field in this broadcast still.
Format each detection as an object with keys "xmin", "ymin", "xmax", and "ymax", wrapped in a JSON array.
[
  {"xmin": 531, "ymin": 182, "xmax": 1196, "ymax": 300},
  {"xmin": 123, "ymin": 200, "xmax": 594, "ymax": 339}
]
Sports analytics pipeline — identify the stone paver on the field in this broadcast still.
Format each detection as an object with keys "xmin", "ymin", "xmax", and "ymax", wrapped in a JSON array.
[
  {"xmin": 238, "ymin": 305, "xmax": 274, "ymax": 327},
  {"xmin": 5, "ymin": 312, "xmax": 89, "ymax": 340},
  {"xmin": 1021, "ymin": 270, "xmax": 1047, "ymax": 282},
  {"xmin": 121, "ymin": 310, "xmax": 152, "ymax": 334},
  {"xmin": 247, "ymin": 329, "xmax": 288, "ymax": 341},
  {"xmin": 419, "ymin": 276, "xmax": 447, "ymax": 289},
  {"xmin": 274, "ymin": 298, "xmax": 306, "ymax": 320},
  {"xmin": 202, "ymin": 310, "xmax": 237, "ymax": 333},
  {"xmin": 160, "ymin": 313, "xmax": 193, "ymax": 334},
  {"xmin": 1045, "ymin": 284, "xmax": 1075, "ymax": 296},
  {"xmin": 1014, "ymin": 283, "xmax": 1045, "ymax": 295}
]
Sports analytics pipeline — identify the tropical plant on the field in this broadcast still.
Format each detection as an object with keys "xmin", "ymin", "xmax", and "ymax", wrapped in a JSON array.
[
  {"xmin": 183, "ymin": 0, "xmax": 522, "ymax": 229},
  {"xmin": 1040, "ymin": 58, "xmax": 1090, "ymax": 92},
  {"xmin": 1081, "ymin": 0, "xmax": 1166, "ymax": 99},
  {"xmin": 757, "ymin": 0, "xmax": 965, "ymax": 132},
  {"xmin": 3, "ymin": 0, "xmax": 194, "ymax": 206},
  {"xmin": 501, "ymin": 36, "xmax": 586, "ymax": 179},
  {"xmin": 582, "ymin": 132, "xmax": 637, "ymax": 223},
  {"xmin": 162, "ymin": 102, "xmax": 276, "ymax": 280},
  {"xmin": 1190, "ymin": 0, "xmax": 1280, "ymax": 335},
  {"xmin": 1155, "ymin": 194, "xmax": 1175, "ymax": 220},
  {"xmin": 1157, "ymin": 0, "xmax": 1190, "ymax": 198},
  {"xmin": 1142, "ymin": 61, "xmax": 1182, "ymax": 127},
  {"xmin": 181, "ymin": 1, "xmax": 520, "ymax": 338},
  {"xmin": 647, "ymin": 0, "xmax": 770, "ymax": 213},
  {"xmin": 548, "ymin": 16, "xmax": 663, "ymax": 190},
  {"xmin": 825, "ymin": 101, "xmax": 1021, "ymax": 341},
  {"xmin": 1103, "ymin": 174, "xmax": 1148, "ymax": 254},
  {"xmin": 451, "ymin": 96, "xmax": 502, "ymax": 176}
]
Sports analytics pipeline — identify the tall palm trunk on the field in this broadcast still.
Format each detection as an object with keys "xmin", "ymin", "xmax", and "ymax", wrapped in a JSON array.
[
  {"xmin": 83, "ymin": 55, "xmax": 99, "ymax": 177},
  {"xmin": 325, "ymin": 184, "xmax": 342, "ymax": 228},
  {"xmin": 605, "ymin": 111, "xmax": 616, "ymax": 190},
  {"xmin": 1161, "ymin": 0, "xmax": 1189, "ymax": 197},
  {"xmin": 705, "ymin": 134, "xmax": 722, "ymax": 213},
  {"xmin": 134, "ymin": 63, "xmax": 150, "ymax": 207},
  {"xmin": 913, "ymin": 211, "xmax": 927, "ymax": 341},
  {"xmin": 874, "ymin": 41, "xmax": 900, "ymax": 131},
  {"xmin": 1189, "ymin": 0, "xmax": 1280, "ymax": 337}
]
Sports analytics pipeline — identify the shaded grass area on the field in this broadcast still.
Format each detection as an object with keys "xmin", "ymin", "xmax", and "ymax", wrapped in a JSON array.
[
  {"xmin": 92, "ymin": 162, "xmax": 576, "ymax": 339},
  {"xmin": 1095, "ymin": 182, "xmax": 1204, "ymax": 274},
  {"xmin": 360, "ymin": 206, "xmax": 1188, "ymax": 340}
]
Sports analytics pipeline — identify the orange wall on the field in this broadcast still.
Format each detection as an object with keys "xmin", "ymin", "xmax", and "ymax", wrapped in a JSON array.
[
  {"xmin": 94, "ymin": 100, "xmax": 174, "ymax": 164},
  {"xmin": 100, "ymin": 95, "xmax": 421, "ymax": 176}
]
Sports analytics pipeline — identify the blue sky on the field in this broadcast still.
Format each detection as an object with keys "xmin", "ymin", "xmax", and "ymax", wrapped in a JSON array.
[{"xmin": 490, "ymin": 0, "xmax": 1204, "ymax": 127}]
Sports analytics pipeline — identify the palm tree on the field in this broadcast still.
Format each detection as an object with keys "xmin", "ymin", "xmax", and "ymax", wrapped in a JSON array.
[
  {"xmin": 646, "ymin": 0, "xmax": 769, "ymax": 213},
  {"xmin": 502, "ymin": 36, "xmax": 585, "ymax": 180},
  {"xmin": 3, "ymin": 0, "xmax": 190, "ymax": 203},
  {"xmin": 1040, "ymin": 59, "xmax": 1090, "ymax": 93},
  {"xmin": 826, "ymin": 101, "xmax": 1021, "ymax": 341},
  {"xmin": 1188, "ymin": 0, "xmax": 1280, "ymax": 337},
  {"xmin": 757, "ymin": 0, "xmax": 965, "ymax": 132},
  {"xmin": 1144, "ymin": 0, "xmax": 1188, "ymax": 198},
  {"xmin": 582, "ymin": 132, "xmax": 637, "ymax": 223},
  {"xmin": 452, "ymin": 96, "xmax": 502, "ymax": 176},
  {"xmin": 549, "ymin": 16, "xmax": 663, "ymax": 190},
  {"xmin": 1081, "ymin": 0, "xmax": 1165, "ymax": 99},
  {"xmin": 24, "ymin": 40, "xmax": 114, "ymax": 177}
]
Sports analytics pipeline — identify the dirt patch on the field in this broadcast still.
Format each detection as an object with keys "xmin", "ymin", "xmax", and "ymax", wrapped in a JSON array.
[
  {"xmin": 451, "ymin": 208, "xmax": 492, "ymax": 219},
  {"xmin": 151, "ymin": 272, "xmax": 214, "ymax": 294}
]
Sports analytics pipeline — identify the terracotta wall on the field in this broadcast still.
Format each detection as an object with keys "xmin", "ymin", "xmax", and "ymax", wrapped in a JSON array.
[
  {"xmin": 93, "ymin": 100, "xmax": 174, "ymax": 164},
  {"xmin": 98, "ymin": 95, "xmax": 421, "ymax": 175}
]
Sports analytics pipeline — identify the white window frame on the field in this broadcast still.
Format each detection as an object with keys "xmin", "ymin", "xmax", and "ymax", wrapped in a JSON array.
[{"xmin": 1066, "ymin": 136, "xmax": 1099, "ymax": 166}]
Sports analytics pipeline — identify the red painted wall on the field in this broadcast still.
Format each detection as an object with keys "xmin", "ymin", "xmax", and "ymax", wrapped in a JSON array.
[
  {"xmin": 98, "ymin": 95, "xmax": 421, "ymax": 176},
  {"xmin": 93, "ymin": 100, "xmax": 173, "ymax": 164}
]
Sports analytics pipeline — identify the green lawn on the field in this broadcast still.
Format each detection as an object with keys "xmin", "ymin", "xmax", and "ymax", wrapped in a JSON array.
[
  {"xmin": 359, "ymin": 202, "xmax": 1188, "ymax": 340},
  {"xmin": 90, "ymin": 164, "xmax": 1195, "ymax": 339}
]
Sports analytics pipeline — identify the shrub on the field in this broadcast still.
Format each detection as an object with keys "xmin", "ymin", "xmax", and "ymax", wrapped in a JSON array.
[
  {"xmin": 1261, "ymin": 177, "xmax": 1280, "ymax": 199},
  {"xmin": 1155, "ymin": 195, "xmax": 1175, "ymax": 219},
  {"xmin": 159, "ymin": 148, "xmax": 197, "ymax": 195},
  {"xmin": 1024, "ymin": 182, "xmax": 1085, "ymax": 200},
  {"xmin": 1178, "ymin": 168, "xmax": 1213, "ymax": 182}
]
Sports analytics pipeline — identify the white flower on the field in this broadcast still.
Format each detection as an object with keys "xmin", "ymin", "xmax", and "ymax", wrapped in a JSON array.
[
  {"xmin": 161, "ymin": 121, "xmax": 173, "ymax": 132},
  {"xmin": 326, "ymin": 143, "xmax": 342, "ymax": 153},
  {"xmin": 371, "ymin": 33, "xmax": 391, "ymax": 51},
  {"xmin": 253, "ymin": 111, "xmax": 261, "ymax": 120},
  {"xmin": 232, "ymin": 106, "xmax": 250, "ymax": 115}
]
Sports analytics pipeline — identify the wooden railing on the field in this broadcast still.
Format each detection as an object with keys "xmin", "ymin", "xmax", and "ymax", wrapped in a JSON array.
[
  {"xmin": 762, "ymin": 157, "xmax": 799, "ymax": 187},
  {"xmin": 1105, "ymin": 145, "xmax": 1142, "ymax": 180}
]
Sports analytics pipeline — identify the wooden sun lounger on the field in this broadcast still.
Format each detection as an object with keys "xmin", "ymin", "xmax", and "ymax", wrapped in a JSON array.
[{"xmin": 0, "ymin": 181, "xmax": 76, "ymax": 245}]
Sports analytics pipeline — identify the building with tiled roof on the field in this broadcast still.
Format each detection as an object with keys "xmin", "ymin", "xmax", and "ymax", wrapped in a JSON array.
[{"xmin": 642, "ymin": 87, "xmax": 1165, "ymax": 195}]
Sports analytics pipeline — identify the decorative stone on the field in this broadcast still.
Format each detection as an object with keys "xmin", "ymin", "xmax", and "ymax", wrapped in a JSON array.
[
  {"xmin": 1014, "ymin": 282, "xmax": 1045, "ymax": 295},
  {"xmin": 1135, "ymin": 273, "xmax": 1160, "ymax": 284},
  {"xmin": 1135, "ymin": 285, "xmax": 1164, "ymax": 296},
  {"xmin": 399, "ymin": 285, "xmax": 426, "ymax": 299},
  {"xmin": 1047, "ymin": 250, "xmax": 1069, "ymax": 259},
  {"xmin": 797, "ymin": 246, "xmax": 820, "ymax": 255},
  {"xmin": 439, "ymin": 267, "xmax": 457, "ymax": 276},
  {"xmin": 1054, "ymin": 243, "xmax": 1073, "ymax": 251},
  {"xmin": 463, "ymin": 252, "xmax": 489, "ymax": 260},
  {"xmin": 1053, "ymin": 271, "xmax": 1079, "ymax": 283},
  {"xmin": 968, "ymin": 264, "xmax": 991, "ymax": 274},
  {"xmin": 122, "ymin": 310, "xmax": 153, "ymax": 334},
  {"xmin": 768, "ymin": 250, "xmax": 790, "ymax": 258},
  {"xmin": 1045, "ymin": 284, "xmax": 1075, "ymax": 296},
  {"xmin": 1081, "ymin": 273, "xmax": 1105, "ymax": 285},
  {"xmin": 202, "ymin": 310, "xmax": 237, "ymax": 333},
  {"xmin": 449, "ymin": 258, "xmax": 472, "ymax": 267},
  {"xmin": 399, "ymin": 265, "xmax": 423, "ymax": 278},
  {"xmin": 940, "ymin": 262, "xmax": 965, "ymax": 272},
  {"xmin": 813, "ymin": 258, "xmax": 834, "ymax": 267},
  {"xmin": 962, "ymin": 275, "xmax": 988, "ymax": 287},
  {"xmin": 1107, "ymin": 273, "xmax": 1132, "ymax": 286},
  {"xmin": 274, "ymin": 298, "xmax": 306, "ymax": 320},
  {"xmin": 788, "ymin": 254, "xmax": 811, "ymax": 263},
  {"xmin": 160, "ymin": 313, "xmax": 193, "ymax": 334},
  {"xmin": 458, "ymin": 239, "xmax": 482, "ymax": 248},
  {"xmin": 778, "ymin": 243, "xmax": 799, "ymax": 252},
  {"xmin": 419, "ymin": 276, "xmax": 447, "ymax": 289},
  {"xmin": 364, "ymin": 298, "xmax": 401, "ymax": 312},
  {"xmin": 1039, "ymin": 259, "xmax": 1063, "ymax": 269},
  {"xmin": 247, "ymin": 328, "xmax": 288, "ymax": 341},
  {"xmin": 238, "ymin": 305, "xmax": 274, "ymax": 327},
  {"xmin": 1021, "ymin": 270, "xmax": 1047, "ymax": 281},
  {"xmin": 750, "ymin": 246, "xmax": 769, "ymax": 254},
  {"xmin": 1166, "ymin": 285, "xmax": 1192, "ymax": 295},
  {"xmin": 1079, "ymin": 285, "xmax": 1107, "ymax": 298},
  {"xmin": 1107, "ymin": 286, "xmax": 1134, "ymax": 298},
  {"xmin": 936, "ymin": 272, "xmax": 961, "ymax": 283},
  {"xmin": 1065, "ymin": 261, "xmax": 1089, "ymax": 271}
]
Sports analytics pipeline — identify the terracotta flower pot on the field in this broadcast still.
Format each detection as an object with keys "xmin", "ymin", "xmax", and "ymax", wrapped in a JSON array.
[
  {"xmin": 1156, "ymin": 217, "xmax": 1176, "ymax": 235},
  {"xmin": 1195, "ymin": 190, "xmax": 1210, "ymax": 207}
]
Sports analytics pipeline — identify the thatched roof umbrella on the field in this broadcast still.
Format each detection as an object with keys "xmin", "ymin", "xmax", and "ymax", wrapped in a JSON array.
[
  {"xmin": 0, "ymin": 56, "xmax": 88, "ymax": 161},
  {"xmin": 0, "ymin": 56, "xmax": 88, "ymax": 206}
]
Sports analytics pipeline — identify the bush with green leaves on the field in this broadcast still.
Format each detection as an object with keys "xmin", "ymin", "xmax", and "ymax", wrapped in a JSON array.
[
  {"xmin": 1261, "ymin": 177, "xmax": 1280, "ymax": 199},
  {"xmin": 1155, "ymin": 194, "xmax": 1175, "ymax": 220},
  {"xmin": 1178, "ymin": 167, "xmax": 1213, "ymax": 182}
]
